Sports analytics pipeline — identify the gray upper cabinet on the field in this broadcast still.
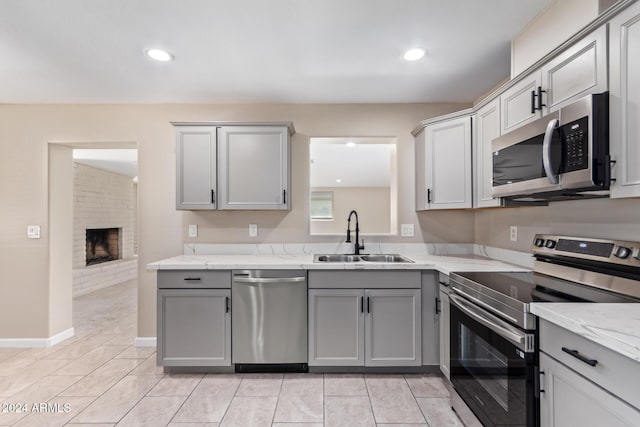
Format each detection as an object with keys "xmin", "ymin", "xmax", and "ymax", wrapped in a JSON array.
[
  {"xmin": 609, "ymin": 1, "xmax": 640, "ymax": 199},
  {"xmin": 365, "ymin": 289, "xmax": 421, "ymax": 367},
  {"xmin": 539, "ymin": 352, "xmax": 640, "ymax": 427},
  {"xmin": 416, "ymin": 115, "xmax": 472, "ymax": 210},
  {"xmin": 176, "ymin": 126, "xmax": 217, "ymax": 210},
  {"xmin": 157, "ymin": 288, "xmax": 231, "ymax": 367},
  {"xmin": 308, "ymin": 289, "xmax": 365, "ymax": 366},
  {"xmin": 174, "ymin": 122, "xmax": 293, "ymax": 210},
  {"xmin": 540, "ymin": 25, "xmax": 608, "ymax": 113},
  {"xmin": 217, "ymin": 126, "xmax": 290, "ymax": 210},
  {"xmin": 500, "ymin": 70, "xmax": 542, "ymax": 135},
  {"xmin": 473, "ymin": 98, "xmax": 501, "ymax": 208}
]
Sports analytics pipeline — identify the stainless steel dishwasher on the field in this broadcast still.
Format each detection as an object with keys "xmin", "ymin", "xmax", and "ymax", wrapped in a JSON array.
[{"xmin": 232, "ymin": 270, "xmax": 307, "ymax": 372}]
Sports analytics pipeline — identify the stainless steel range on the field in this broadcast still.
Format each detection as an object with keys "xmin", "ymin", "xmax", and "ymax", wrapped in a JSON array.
[{"xmin": 448, "ymin": 234, "xmax": 640, "ymax": 427}]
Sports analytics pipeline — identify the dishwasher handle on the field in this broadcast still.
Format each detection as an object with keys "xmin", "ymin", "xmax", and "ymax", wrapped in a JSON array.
[{"xmin": 233, "ymin": 276, "xmax": 306, "ymax": 283}]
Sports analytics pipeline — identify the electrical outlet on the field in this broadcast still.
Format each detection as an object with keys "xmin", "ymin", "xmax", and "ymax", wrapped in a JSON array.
[
  {"xmin": 510, "ymin": 226, "xmax": 518, "ymax": 242},
  {"xmin": 27, "ymin": 225, "xmax": 41, "ymax": 239},
  {"xmin": 401, "ymin": 224, "xmax": 415, "ymax": 237},
  {"xmin": 188, "ymin": 224, "xmax": 198, "ymax": 238},
  {"xmin": 249, "ymin": 224, "xmax": 258, "ymax": 237}
]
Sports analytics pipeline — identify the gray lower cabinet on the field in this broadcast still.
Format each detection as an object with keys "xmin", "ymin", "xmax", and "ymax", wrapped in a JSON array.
[
  {"xmin": 157, "ymin": 288, "xmax": 231, "ymax": 366},
  {"xmin": 308, "ymin": 289, "xmax": 365, "ymax": 366},
  {"xmin": 438, "ymin": 273, "xmax": 450, "ymax": 379},
  {"xmin": 421, "ymin": 271, "xmax": 440, "ymax": 366},
  {"xmin": 308, "ymin": 287, "xmax": 421, "ymax": 367},
  {"xmin": 539, "ymin": 352, "xmax": 640, "ymax": 426}
]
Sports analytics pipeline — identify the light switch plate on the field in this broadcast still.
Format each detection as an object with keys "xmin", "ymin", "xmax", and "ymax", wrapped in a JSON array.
[
  {"xmin": 27, "ymin": 225, "xmax": 41, "ymax": 239},
  {"xmin": 510, "ymin": 226, "xmax": 518, "ymax": 242},
  {"xmin": 401, "ymin": 224, "xmax": 415, "ymax": 237},
  {"xmin": 249, "ymin": 224, "xmax": 258, "ymax": 237},
  {"xmin": 188, "ymin": 224, "xmax": 198, "ymax": 238}
]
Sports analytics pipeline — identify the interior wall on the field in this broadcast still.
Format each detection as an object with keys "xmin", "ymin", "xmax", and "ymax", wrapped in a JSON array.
[
  {"xmin": 511, "ymin": 0, "xmax": 599, "ymax": 77},
  {"xmin": 310, "ymin": 187, "xmax": 391, "ymax": 235},
  {"xmin": 474, "ymin": 197, "xmax": 640, "ymax": 252},
  {"xmin": 0, "ymin": 102, "xmax": 471, "ymax": 340}
]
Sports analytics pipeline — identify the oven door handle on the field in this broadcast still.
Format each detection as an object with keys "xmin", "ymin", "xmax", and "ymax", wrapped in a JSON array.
[
  {"xmin": 450, "ymin": 286, "xmax": 519, "ymax": 324},
  {"xmin": 449, "ymin": 293, "xmax": 526, "ymax": 348},
  {"xmin": 542, "ymin": 118, "xmax": 560, "ymax": 185}
]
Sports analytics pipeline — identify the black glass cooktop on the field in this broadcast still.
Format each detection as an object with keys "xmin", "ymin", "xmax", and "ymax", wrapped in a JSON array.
[{"xmin": 453, "ymin": 271, "xmax": 638, "ymax": 304}]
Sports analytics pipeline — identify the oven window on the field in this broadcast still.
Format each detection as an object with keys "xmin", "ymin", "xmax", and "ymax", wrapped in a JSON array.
[{"xmin": 460, "ymin": 323, "xmax": 509, "ymax": 411}]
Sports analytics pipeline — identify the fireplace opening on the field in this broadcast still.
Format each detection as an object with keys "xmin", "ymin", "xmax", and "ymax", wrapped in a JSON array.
[{"xmin": 86, "ymin": 228, "xmax": 121, "ymax": 266}]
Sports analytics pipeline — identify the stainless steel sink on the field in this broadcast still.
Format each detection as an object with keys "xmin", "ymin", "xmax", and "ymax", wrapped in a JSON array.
[
  {"xmin": 314, "ymin": 254, "xmax": 362, "ymax": 262},
  {"xmin": 360, "ymin": 254, "xmax": 414, "ymax": 263},
  {"xmin": 313, "ymin": 254, "xmax": 414, "ymax": 263}
]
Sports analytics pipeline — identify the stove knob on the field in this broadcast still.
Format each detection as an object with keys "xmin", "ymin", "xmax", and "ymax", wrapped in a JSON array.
[
  {"xmin": 615, "ymin": 246, "xmax": 631, "ymax": 259},
  {"xmin": 534, "ymin": 238, "xmax": 545, "ymax": 247},
  {"xmin": 544, "ymin": 239, "xmax": 557, "ymax": 249}
]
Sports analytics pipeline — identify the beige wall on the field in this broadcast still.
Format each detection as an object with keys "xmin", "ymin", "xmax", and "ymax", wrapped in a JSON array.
[
  {"xmin": 0, "ymin": 102, "xmax": 471, "ymax": 339},
  {"xmin": 309, "ymin": 187, "xmax": 391, "ymax": 235},
  {"xmin": 475, "ymin": 197, "xmax": 640, "ymax": 252},
  {"xmin": 511, "ymin": 0, "xmax": 599, "ymax": 77}
]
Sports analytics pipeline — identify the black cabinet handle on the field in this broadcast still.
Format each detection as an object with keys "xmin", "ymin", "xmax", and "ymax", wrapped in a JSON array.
[
  {"xmin": 531, "ymin": 90, "xmax": 536, "ymax": 114},
  {"xmin": 360, "ymin": 296, "xmax": 364, "ymax": 313},
  {"xmin": 225, "ymin": 296, "xmax": 230, "ymax": 313},
  {"xmin": 184, "ymin": 277, "xmax": 201, "ymax": 281},
  {"xmin": 537, "ymin": 86, "xmax": 546, "ymax": 111},
  {"xmin": 562, "ymin": 347, "xmax": 598, "ymax": 367},
  {"xmin": 366, "ymin": 297, "xmax": 370, "ymax": 313},
  {"xmin": 283, "ymin": 189, "xmax": 286, "ymax": 204},
  {"xmin": 427, "ymin": 188, "xmax": 432, "ymax": 204},
  {"xmin": 435, "ymin": 297, "xmax": 441, "ymax": 315},
  {"xmin": 211, "ymin": 189, "xmax": 215, "ymax": 204}
]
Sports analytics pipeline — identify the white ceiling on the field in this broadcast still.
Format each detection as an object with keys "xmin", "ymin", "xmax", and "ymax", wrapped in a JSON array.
[
  {"xmin": 0, "ymin": 0, "xmax": 552, "ymax": 104},
  {"xmin": 73, "ymin": 149, "xmax": 138, "ymax": 177},
  {"xmin": 310, "ymin": 139, "xmax": 393, "ymax": 187}
]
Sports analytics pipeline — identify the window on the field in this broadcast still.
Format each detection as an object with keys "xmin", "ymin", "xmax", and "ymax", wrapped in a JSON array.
[{"xmin": 310, "ymin": 191, "xmax": 334, "ymax": 220}]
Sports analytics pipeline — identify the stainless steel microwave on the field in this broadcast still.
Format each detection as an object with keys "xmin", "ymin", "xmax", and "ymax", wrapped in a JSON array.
[{"xmin": 492, "ymin": 92, "xmax": 610, "ymax": 202}]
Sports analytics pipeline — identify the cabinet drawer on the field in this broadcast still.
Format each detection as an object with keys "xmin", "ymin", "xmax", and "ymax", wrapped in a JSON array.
[
  {"xmin": 157, "ymin": 270, "xmax": 231, "ymax": 289},
  {"xmin": 308, "ymin": 270, "xmax": 421, "ymax": 289},
  {"xmin": 540, "ymin": 319, "xmax": 640, "ymax": 409}
]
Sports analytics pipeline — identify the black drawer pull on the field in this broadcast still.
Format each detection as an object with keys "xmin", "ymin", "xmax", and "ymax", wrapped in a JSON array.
[
  {"xmin": 211, "ymin": 189, "xmax": 215, "ymax": 204},
  {"xmin": 183, "ymin": 277, "xmax": 202, "ymax": 281},
  {"xmin": 360, "ymin": 296, "xmax": 364, "ymax": 313},
  {"xmin": 225, "ymin": 296, "xmax": 230, "ymax": 313},
  {"xmin": 562, "ymin": 347, "xmax": 598, "ymax": 367}
]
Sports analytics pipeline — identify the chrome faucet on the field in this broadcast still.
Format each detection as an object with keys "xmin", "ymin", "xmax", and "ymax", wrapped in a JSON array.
[{"xmin": 346, "ymin": 210, "xmax": 365, "ymax": 255}]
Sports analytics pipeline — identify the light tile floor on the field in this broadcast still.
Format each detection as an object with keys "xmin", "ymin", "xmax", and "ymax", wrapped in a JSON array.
[{"xmin": 0, "ymin": 280, "xmax": 464, "ymax": 426}]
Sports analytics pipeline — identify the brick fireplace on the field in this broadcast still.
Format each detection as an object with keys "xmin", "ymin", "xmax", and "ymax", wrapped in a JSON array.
[{"xmin": 85, "ymin": 227, "xmax": 121, "ymax": 266}]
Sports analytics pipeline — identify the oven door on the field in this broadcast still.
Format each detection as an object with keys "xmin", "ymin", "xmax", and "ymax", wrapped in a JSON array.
[{"xmin": 449, "ymin": 293, "xmax": 537, "ymax": 427}]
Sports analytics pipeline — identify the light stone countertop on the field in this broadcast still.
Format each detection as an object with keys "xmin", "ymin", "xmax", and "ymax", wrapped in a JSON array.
[
  {"xmin": 146, "ymin": 253, "xmax": 530, "ymax": 275},
  {"xmin": 530, "ymin": 303, "xmax": 640, "ymax": 363}
]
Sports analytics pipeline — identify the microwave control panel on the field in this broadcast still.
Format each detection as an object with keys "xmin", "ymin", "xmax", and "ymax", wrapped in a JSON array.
[{"xmin": 561, "ymin": 116, "xmax": 589, "ymax": 172}]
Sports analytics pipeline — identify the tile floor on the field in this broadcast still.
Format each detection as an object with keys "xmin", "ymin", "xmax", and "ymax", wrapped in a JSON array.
[{"xmin": 0, "ymin": 280, "xmax": 464, "ymax": 426}]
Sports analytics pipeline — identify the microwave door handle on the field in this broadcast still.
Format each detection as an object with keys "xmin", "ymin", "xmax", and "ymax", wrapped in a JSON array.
[{"xmin": 542, "ymin": 118, "xmax": 560, "ymax": 185}]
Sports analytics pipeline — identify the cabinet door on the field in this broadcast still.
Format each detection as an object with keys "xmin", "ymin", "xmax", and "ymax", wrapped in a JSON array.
[
  {"xmin": 500, "ymin": 70, "xmax": 542, "ymax": 134},
  {"xmin": 365, "ymin": 289, "xmax": 421, "ymax": 367},
  {"xmin": 421, "ymin": 272, "xmax": 439, "ymax": 366},
  {"xmin": 473, "ymin": 99, "xmax": 501, "ymax": 208},
  {"xmin": 308, "ymin": 289, "xmax": 364, "ymax": 366},
  {"xmin": 541, "ymin": 25, "xmax": 608, "ymax": 114},
  {"xmin": 421, "ymin": 116, "xmax": 472, "ymax": 210},
  {"xmin": 175, "ymin": 126, "xmax": 217, "ymax": 210},
  {"xmin": 610, "ymin": 1, "xmax": 640, "ymax": 198},
  {"xmin": 539, "ymin": 352, "xmax": 640, "ymax": 427},
  {"xmin": 217, "ymin": 126, "xmax": 289, "ymax": 210},
  {"xmin": 438, "ymin": 289, "xmax": 450, "ymax": 380},
  {"xmin": 157, "ymin": 289, "xmax": 231, "ymax": 366}
]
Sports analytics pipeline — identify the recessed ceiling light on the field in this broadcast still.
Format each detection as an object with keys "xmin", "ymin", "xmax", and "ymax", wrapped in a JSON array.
[
  {"xmin": 145, "ymin": 48, "xmax": 174, "ymax": 62},
  {"xmin": 346, "ymin": 142, "xmax": 356, "ymax": 148},
  {"xmin": 403, "ymin": 48, "xmax": 426, "ymax": 61},
  {"xmin": 336, "ymin": 179, "xmax": 342, "ymax": 183}
]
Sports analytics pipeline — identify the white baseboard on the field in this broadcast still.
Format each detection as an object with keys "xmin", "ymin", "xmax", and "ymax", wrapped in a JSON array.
[
  {"xmin": 135, "ymin": 337, "xmax": 157, "ymax": 347},
  {"xmin": 0, "ymin": 327, "xmax": 75, "ymax": 348}
]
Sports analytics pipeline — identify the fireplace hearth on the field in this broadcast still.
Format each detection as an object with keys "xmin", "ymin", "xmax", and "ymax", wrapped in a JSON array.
[{"xmin": 86, "ymin": 228, "xmax": 121, "ymax": 266}]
